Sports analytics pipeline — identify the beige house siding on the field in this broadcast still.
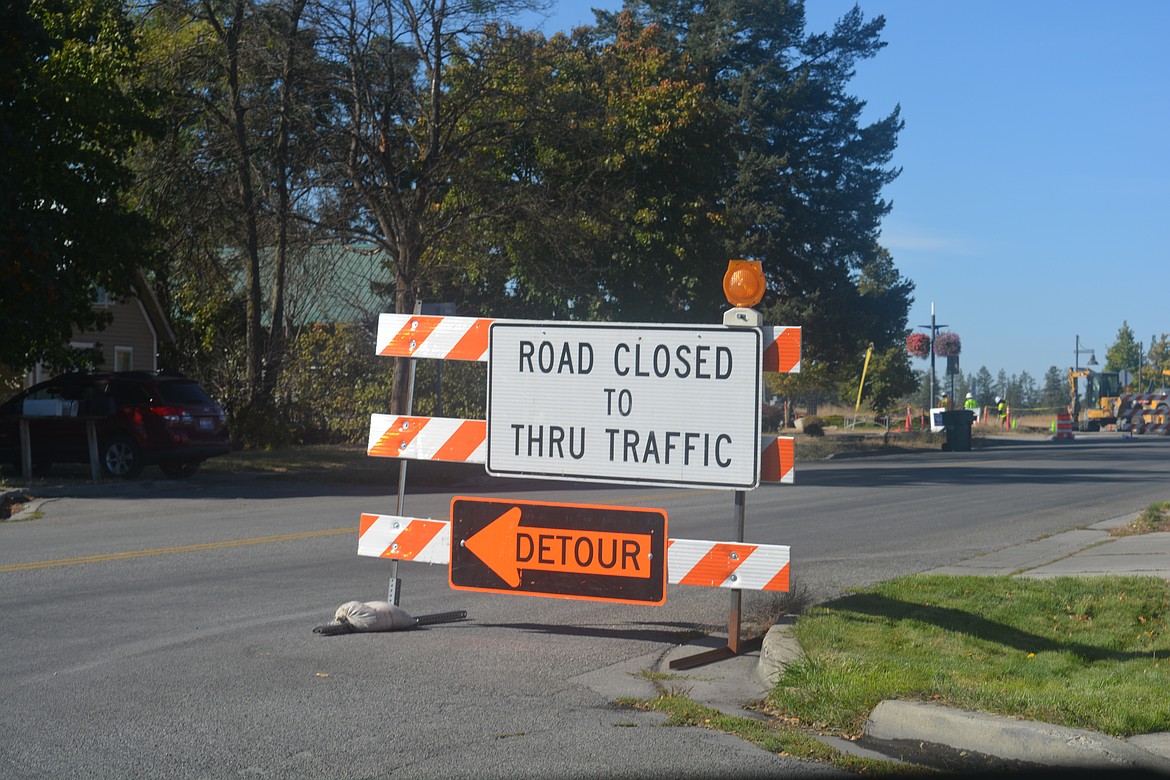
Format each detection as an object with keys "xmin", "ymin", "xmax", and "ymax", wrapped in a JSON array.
[{"xmin": 70, "ymin": 298, "xmax": 160, "ymax": 372}]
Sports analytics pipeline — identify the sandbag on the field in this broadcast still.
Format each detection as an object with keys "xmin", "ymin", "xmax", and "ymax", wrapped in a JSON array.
[
  {"xmin": 335, "ymin": 600, "xmax": 416, "ymax": 631},
  {"xmin": 313, "ymin": 600, "xmax": 417, "ymax": 635}
]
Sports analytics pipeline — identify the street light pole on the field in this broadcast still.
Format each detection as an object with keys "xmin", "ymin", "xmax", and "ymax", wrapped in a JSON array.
[
  {"xmin": 917, "ymin": 302, "xmax": 948, "ymax": 409},
  {"xmin": 1074, "ymin": 335, "xmax": 1097, "ymax": 372}
]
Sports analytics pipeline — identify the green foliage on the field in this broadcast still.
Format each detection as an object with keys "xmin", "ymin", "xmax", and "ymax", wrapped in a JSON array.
[
  {"xmin": 274, "ymin": 324, "xmax": 395, "ymax": 445},
  {"xmin": 1105, "ymin": 320, "xmax": 1141, "ymax": 374},
  {"xmin": 858, "ymin": 344, "xmax": 917, "ymax": 413},
  {"xmin": 1111, "ymin": 501, "xmax": 1170, "ymax": 537},
  {"xmin": 411, "ymin": 361, "xmax": 487, "ymax": 421},
  {"xmin": 1039, "ymin": 365, "xmax": 1066, "ymax": 409},
  {"xmin": 437, "ymin": 16, "xmax": 729, "ymax": 322},
  {"xmin": 800, "ymin": 416, "xmax": 825, "ymax": 437},
  {"xmin": 0, "ymin": 0, "xmax": 157, "ymax": 371},
  {"xmin": 90, "ymin": 0, "xmax": 913, "ymax": 450},
  {"xmin": 1146, "ymin": 334, "xmax": 1170, "ymax": 385}
]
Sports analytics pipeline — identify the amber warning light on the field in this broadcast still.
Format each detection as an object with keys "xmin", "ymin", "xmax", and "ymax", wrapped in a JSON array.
[{"xmin": 722, "ymin": 259, "xmax": 765, "ymax": 308}]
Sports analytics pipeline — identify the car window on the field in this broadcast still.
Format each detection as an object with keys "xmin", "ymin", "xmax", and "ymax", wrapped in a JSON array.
[
  {"xmin": 111, "ymin": 382, "xmax": 150, "ymax": 407},
  {"xmin": 157, "ymin": 381, "xmax": 215, "ymax": 405},
  {"xmin": 24, "ymin": 385, "xmax": 67, "ymax": 402}
]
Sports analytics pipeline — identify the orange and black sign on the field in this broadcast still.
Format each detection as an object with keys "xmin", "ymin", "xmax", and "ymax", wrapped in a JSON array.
[{"xmin": 449, "ymin": 496, "xmax": 667, "ymax": 604}]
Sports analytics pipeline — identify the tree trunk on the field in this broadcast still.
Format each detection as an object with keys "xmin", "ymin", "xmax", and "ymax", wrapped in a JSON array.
[
  {"xmin": 211, "ymin": 0, "xmax": 264, "ymax": 408},
  {"xmin": 265, "ymin": 0, "xmax": 307, "ymax": 403}
]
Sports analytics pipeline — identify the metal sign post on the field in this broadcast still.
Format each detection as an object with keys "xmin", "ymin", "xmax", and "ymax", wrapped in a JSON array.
[{"xmin": 389, "ymin": 301, "xmax": 422, "ymax": 606}]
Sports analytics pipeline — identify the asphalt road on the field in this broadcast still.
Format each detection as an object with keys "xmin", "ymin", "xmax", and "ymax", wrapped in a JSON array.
[{"xmin": 1, "ymin": 435, "xmax": 1167, "ymax": 778}]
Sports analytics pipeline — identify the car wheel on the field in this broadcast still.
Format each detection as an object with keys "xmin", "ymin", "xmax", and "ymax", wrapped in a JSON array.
[
  {"xmin": 102, "ymin": 435, "xmax": 144, "ymax": 479},
  {"xmin": 158, "ymin": 460, "xmax": 201, "ymax": 479}
]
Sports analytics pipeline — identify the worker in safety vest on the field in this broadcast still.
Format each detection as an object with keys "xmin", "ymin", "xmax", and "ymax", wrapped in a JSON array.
[
  {"xmin": 996, "ymin": 396, "xmax": 1007, "ymax": 426},
  {"xmin": 964, "ymin": 392, "xmax": 977, "ymax": 410},
  {"xmin": 940, "ymin": 393, "xmax": 950, "ymax": 410}
]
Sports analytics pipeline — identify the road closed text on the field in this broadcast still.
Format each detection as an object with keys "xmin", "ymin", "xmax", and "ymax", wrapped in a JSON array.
[{"xmin": 518, "ymin": 338, "xmax": 735, "ymax": 381}]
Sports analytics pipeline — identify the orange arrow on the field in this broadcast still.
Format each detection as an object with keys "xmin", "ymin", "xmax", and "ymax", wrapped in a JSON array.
[{"xmin": 463, "ymin": 506, "xmax": 654, "ymax": 588}]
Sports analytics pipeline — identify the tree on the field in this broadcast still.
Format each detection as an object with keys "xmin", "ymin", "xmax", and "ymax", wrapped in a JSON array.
[
  {"xmin": 1015, "ymin": 370, "xmax": 1037, "ymax": 409},
  {"xmin": 435, "ymin": 13, "xmax": 731, "ymax": 323},
  {"xmin": 623, "ymin": 1, "xmax": 907, "ymax": 382},
  {"xmin": 858, "ymin": 344, "xmax": 917, "ymax": 415},
  {"xmin": 971, "ymin": 366, "xmax": 995, "ymax": 407},
  {"xmin": 133, "ymin": 0, "xmax": 335, "ymax": 433},
  {"xmin": 316, "ymin": 0, "xmax": 546, "ymax": 415},
  {"xmin": 1040, "ymin": 365, "xmax": 1065, "ymax": 410},
  {"xmin": 1, "ymin": 0, "xmax": 157, "ymax": 371},
  {"xmin": 1105, "ymin": 320, "xmax": 1140, "ymax": 375},
  {"xmin": 1147, "ymin": 334, "xmax": 1170, "ymax": 387}
]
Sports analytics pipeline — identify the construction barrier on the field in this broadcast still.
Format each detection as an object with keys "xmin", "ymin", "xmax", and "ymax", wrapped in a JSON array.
[
  {"xmin": 1117, "ymin": 392, "xmax": 1170, "ymax": 435},
  {"xmin": 1053, "ymin": 412, "xmax": 1074, "ymax": 440},
  {"xmin": 376, "ymin": 313, "xmax": 802, "ymax": 373},
  {"xmin": 358, "ymin": 514, "xmax": 791, "ymax": 592},
  {"xmin": 367, "ymin": 415, "xmax": 796, "ymax": 484}
]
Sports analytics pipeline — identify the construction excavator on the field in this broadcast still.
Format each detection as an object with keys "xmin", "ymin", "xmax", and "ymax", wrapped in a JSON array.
[
  {"xmin": 1068, "ymin": 367, "xmax": 1170, "ymax": 434},
  {"xmin": 1068, "ymin": 368, "xmax": 1122, "ymax": 431}
]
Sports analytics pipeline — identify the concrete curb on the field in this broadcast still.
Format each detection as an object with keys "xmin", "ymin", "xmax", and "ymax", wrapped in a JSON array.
[
  {"xmin": 755, "ymin": 618, "xmax": 803, "ymax": 687},
  {"xmin": 864, "ymin": 700, "xmax": 1170, "ymax": 773}
]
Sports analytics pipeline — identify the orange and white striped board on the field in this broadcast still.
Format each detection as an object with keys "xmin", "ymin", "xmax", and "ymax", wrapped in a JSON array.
[
  {"xmin": 367, "ymin": 415, "xmax": 794, "ymax": 483},
  {"xmin": 666, "ymin": 538, "xmax": 790, "ymax": 592},
  {"xmin": 762, "ymin": 326, "xmax": 801, "ymax": 374},
  {"xmin": 760, "ymin": 436, "xmax": 795, "ymax": 484},
  {"xmin": 358, "ymin": 515, "xmax": 790, "ymax": 592},
  {"xmin": 377, "ymin": 313, "xmax": 801, "ymax": 375},
  {"xmin": 367, "ymin": 414, "xmax": 486, "ymax": 462},
  {"xmin": 359, "ymin": 513, "xmax": 450, "ymax": 564},
  {"xmin": 376, "ymin": 313, "xmax": 494, "ymax": 361}
]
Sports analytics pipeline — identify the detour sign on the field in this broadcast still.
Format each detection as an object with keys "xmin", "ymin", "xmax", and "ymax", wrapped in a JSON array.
[{"xmin": 449, "ymin": 496, "xmax": 667, "ymax": 604}]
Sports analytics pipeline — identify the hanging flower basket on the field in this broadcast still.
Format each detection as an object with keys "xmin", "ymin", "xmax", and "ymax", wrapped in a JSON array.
[
  {"xmin": 934, "ymin": 332, "xmax": 961, "ymax": 357},
  {"xmin": 905, "ymin": 333, "xmax": 930, "ymax": 359}
]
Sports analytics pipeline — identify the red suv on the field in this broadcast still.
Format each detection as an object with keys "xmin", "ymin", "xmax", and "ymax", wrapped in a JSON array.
[{"xmin": 0, "ymin": 372, "xmax": 231, "ymax": 479}]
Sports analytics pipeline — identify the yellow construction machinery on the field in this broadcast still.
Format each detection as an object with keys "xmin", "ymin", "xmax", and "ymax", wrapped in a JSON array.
[
  {"xmin": 1067, "ymin": 368, "xmax": 1122, "ymax": 431},
  {"xmin": 1068, "ymin": 367, "xmax": 1170, "ymax": 434}
]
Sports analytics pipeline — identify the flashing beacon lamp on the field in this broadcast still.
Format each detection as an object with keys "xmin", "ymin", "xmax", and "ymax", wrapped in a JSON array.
[{"xmin": 722, "ymin": 259, "xmax": 765, "ymax": 327}]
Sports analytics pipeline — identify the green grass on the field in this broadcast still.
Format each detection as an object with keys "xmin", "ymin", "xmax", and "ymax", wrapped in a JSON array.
[
  {"xmin": 202, "ymin": 444, "xmax": 384, "ymax": 476},
  {"xmin": 1112, "ymin": 501, "xmax": 1170, "ymax": 536},
  {"xmin": 766, "ymin": 574, "xmax": 1170, "ymax": 738}
]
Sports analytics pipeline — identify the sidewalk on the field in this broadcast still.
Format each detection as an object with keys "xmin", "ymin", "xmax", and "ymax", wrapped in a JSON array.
[{"xmin": 673, "ymin": 511, "xmax": 1170, "ymax": 772}]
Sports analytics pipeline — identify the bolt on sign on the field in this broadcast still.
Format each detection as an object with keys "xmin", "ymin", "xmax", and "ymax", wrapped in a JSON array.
[
  {"xmin": 449, "ymin": 496, "xmax": 668, "ymax": 604},
  {"xmin": 486, "ymin": 322, "xmax": 762, "ymax": 489}
]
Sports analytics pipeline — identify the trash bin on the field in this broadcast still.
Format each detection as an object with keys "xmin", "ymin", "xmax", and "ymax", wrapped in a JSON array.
[{"xmin": 940, "ymin": 409, "xmax": 975, "ymax": 452}]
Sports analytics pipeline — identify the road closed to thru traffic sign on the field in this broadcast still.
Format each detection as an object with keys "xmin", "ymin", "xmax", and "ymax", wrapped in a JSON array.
[{"xmin": 486, "ymin": 322, "xmax": 761, "ymax": 489}]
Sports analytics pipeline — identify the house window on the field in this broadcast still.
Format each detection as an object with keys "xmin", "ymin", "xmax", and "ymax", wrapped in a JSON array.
[
  {"xmin": 94, "ymin": 286, "xmax": 113, "ymax": 306},
  {"xmin": 114, "ymin": 347, "xmax": 133, "ymax": 372}
]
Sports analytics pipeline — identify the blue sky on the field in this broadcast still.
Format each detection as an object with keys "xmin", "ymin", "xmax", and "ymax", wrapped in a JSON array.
[{"xmin": 522, "ymin": 1, "xmax": 1170, "ymax": 386}]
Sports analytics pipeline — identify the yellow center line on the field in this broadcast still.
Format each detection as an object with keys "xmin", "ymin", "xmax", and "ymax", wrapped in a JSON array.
[{"xmin": 0, "ymin": 527, "xmax": 354, "ymax": 573}]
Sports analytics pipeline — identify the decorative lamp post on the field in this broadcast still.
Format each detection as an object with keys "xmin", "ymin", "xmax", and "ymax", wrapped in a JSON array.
[
  {"xmin": 908, "ymin": 302, "xmax": 961, "ymax": 410},
  {"xmin": 1074, "ymin": 335, "xmax": 1097, "ymax": 372}
]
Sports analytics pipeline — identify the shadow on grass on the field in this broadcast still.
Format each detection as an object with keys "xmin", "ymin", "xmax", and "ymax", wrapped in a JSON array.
[{"xmin": 822, "ymin": 592, "xmax": 1149, "ymax": 663}]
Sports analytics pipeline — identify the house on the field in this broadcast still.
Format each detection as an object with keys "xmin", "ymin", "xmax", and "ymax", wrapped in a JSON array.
[
  {"xmin": 28, "ymin": 271, "xmax": 176, "ymax": 385},
  {"xmin": 254, "ymin": 243, "xmax": 396, "ymax": 329}
]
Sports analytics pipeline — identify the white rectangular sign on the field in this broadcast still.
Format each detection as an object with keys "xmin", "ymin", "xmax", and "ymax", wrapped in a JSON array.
[{"xmin": 486, "ymin": 322, "xmax": 761, "ymax": 489}]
